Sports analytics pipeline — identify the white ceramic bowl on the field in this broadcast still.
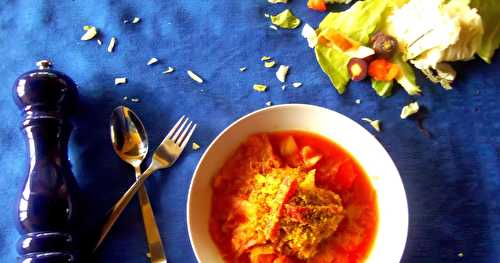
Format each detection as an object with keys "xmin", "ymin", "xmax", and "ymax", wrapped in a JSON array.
[{"xmin": 187, "ymin": 104, "xmax": 408, "ymax": 263}]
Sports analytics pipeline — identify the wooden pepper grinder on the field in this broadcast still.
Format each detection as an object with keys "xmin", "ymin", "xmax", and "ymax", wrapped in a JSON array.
[{"xmin": 13, "ymin": 60, "xmax": 81, "ymax": 262}]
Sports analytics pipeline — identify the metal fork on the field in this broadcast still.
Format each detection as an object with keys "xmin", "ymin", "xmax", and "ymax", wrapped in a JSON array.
[{"xmin": 94, "ymin": 116, "xmax": 197, "ymax": 253}]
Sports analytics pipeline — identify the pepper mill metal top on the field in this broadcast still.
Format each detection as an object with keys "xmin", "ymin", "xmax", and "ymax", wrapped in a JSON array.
[{"xmin": 13, "ymin": 60, "xmax": 81, "ymax": 263}]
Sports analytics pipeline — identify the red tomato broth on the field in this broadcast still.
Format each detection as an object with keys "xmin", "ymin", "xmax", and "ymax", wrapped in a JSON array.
[{"xmin": 210, "ymin": 131, "xmax": 378, "ymax": 263}]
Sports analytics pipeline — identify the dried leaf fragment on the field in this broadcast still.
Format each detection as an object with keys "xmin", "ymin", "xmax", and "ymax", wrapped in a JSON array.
[
  {"xmin": 253, "ymin": 84, "xmax": 268, "ymax": 92},
  {"xmin": 187, "ymin": 70, "xmax": 204, "ymax": 84},
  {"xmin": 81, "ymin": 25, "xmax": 98, "ymax": 41},
  {"xmin": 362, "ymin": 118, "xmax": 381, "ymax": 132},
  {"xmin": 400, "ymin": 102, "xmax": 420, "ymax": 119},
  {"xmin": 107, "ymin": 37, "xmax": 116, "ymax": 53},
  {"xmin": 147, "ymin": 57, "xmax": 158, "ymax": 65},
  {"xmin": 276, "ymin": 65, "xmax": 289, "ymax": 83},
  {"xmin": 115, "ymin": 77, "xmax": 127, "ymax": 85},
  {"xmin": 163, "ymin": 67, "xmax": 175, "ymax": 74}
]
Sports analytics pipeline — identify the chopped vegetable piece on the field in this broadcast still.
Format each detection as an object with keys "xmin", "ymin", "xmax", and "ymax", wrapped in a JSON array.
[
  {"xmin": 261, "ymin": 56, "xmax": 272, "ymax": 61},
  {"xmin": 162, "ymin": 67, "xmax": 175, "ymax": 74},
  {"xmin": 115, "ymin": 77, "xmax": 127, "ymax": 85},
  {"xmin": 292, "ymin": 82, "xmax": 302, "ymax": 88},
  {"xmin": 132, "ymin": 17, "xmax": 141, "ymax": 24},
  {"xmin": 307, "ymin": 0, "xmax": 327, "ymax": 12},
  {"xmin": 264, "ymin": 61, "xmax": 276, "ymax": 68},
  {"xmin": 368, "ymin": 58, "xmax": 399, "ymax": 81},
  {"xmin": 187, "ymin": 70, "xmax": 204, "ymax": 83},
  {"xmin": 131, "ymin": 98, "xmax": 140, "ymax": 103},
  {"xmin": 371, "ymin": 79, "xmax": 393, "ymax": 97},
  {"xmin": 347, "ymin": 58, "xmax": 368, "ymax": 81},
  {"xmin": 315, "ymin": 45, "xmax": 350, "ymax": 94},
  {"xmin": 147, "ymin": 57, "xmax": 159, "ymax": 65},
  {"xmin": 281, "ymin": 85, "xmax": 286, "ymax": 90},
  {"xmin": 270, "ymin": 9, "xmax": 301, "ymax": 29},
  {"xmin": 265, "ymin": 101, "xmax": 272, "ymax": 106},
  {"xmin": 97, "ymin": 39, "xmax": 102, "ymax": 46},
  {"xmin": 393, "ymin": 54, "xmax": 421, "ymax": 95},
  {"xmin": 355, "ymin": 99, "xmax": 361, "ymax": 104},
  {"xmin": 276, "ymin": 65, "xmax": 289, "ymax": 83},
  {"xmin": 81, "ymin": 25, "xmax": 98, "ymax": 41},
  {"xmin": 471, "ymin": 0, "xmax": 500, "ymax": 63},
  {"xmin": 192, "ymin": 142, "xmax": 201, "ymax": 150},
  {"xmin": 268, "ymin": 0, "xmax": 288, "ymax": 3},
  {"xmin": 280, "ymin": 136, "xmax": 299, "ymax": 157},
  {"xmin": 319, "ymin": 28, "xmax": 358, "ymax": 51},
  {"xmin": 362, "ymin": 118, "xmax": 381, "ymax": 132},
  {"xmin": 269, "ymin": 25, "xmax": 278, "ymax": 31},
  {"xmin": 400, "ymin": 101, "xmax": 420, "ymax": 119},
  {"xmin": 123, "ymin": 96, "xmax": 128, "ymax": 100},
  {"xmin": 302, "ymin": 24, "xmax": 318, "ymax": 48},
  {"xmin": 253, "ymin": 84, "xmax": 268, "ymax": 92},
  {"xmin": 344, "ymin": 45, "xmax": 375, "ymax": 60},
  {"xmin": 107, "ymin": 37, "xmax": 116, "ymax": 53},
  {"xmin": 239, "ymin": 67, "xmax": 247, "ymax": 72},
  {"xmin": 371, "ymin": 32, "xmax": 398, "ymax": 58}
]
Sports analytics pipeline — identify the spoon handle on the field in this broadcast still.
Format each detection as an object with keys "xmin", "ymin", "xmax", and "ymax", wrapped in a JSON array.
[
  {"xmin": 93, "ymin": 165, "xmax": 157, "ymax": 251},
  {"xmin": 135, "ymin": 167, "xmax": 168, "ymax": 262}
]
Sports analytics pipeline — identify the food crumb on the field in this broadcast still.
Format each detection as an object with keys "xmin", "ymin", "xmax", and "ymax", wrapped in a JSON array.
[
  {"xmin": 107, "ymin": 37, "xmax": 117, "ymax": 53},
  {"xmin": 145, "ymin": 252, "xmax": 150, "ymax": 258},
  {"xmin": 269, "ymin": 25, "xmax": 278, "ymax": 31},
  {"xmin": 132, "ymin": 17, "xmax": 141, "ymax": 24},
  {"xmin": 458, "ymin": 252, "xmax": 464, "ymax": 258},
  {"xmin": 292, "ymin": 82, "xmax": 302, "ymax": 88},
  {"xmin": 81, "ymin": 25, "xmax": 98, "ymax": 41},
  {"xmin": 401, "ymin": 101, "xmax": 420, "ymax": 119},
  {"xmin": 355, "ymin": 99, "xmax": 361, "ymax": 104},
  {"xmin": 264, "ymin": 61, "xmax": 276, "ymax": 68},
  {"xmin": 362, "ymin": 118, "xmax": 381, "ymax": 132},
  {"xmin": 265, "ymin": 101, "xmax": 272, "ymax": 106},
  {"xmin": 192, "ymin": 142, "xmax": 201, "ymax": 151},
  {"xmin": 264, "ymin": 13, "xmax": 270, "ymax": 18},
  {"xmin": 239, "ymin": 67, "xmax": 247, "ymax": 72},
  {"xmin": 115, "ymin": 77, "xmax": 127, "ymax": 85},
  {"xmin": 261, "ymin": 56, "xmax": 272, "ymax": 61},
  {"xmin": 97, "ymin": 39, "xmax": 102, "ymax": 46},
  {"xmin": 147, "ymin": 57, "xmax": 159, "ymax": 65},
  {"xmin": 163, "ymin": 67, "xmax": 175, "ymax": 74},
  {"xmin": 131, "ymin": 98, "xmax": 140, "ymax": 103},
  {"xmin": 187, "ymin": 70, "xmax": 204, "ymax": 84},
  {"xmin": 276, "ymin": 65, "xmax": 289, "ymax": 83},
  {"xmin": 281, "ymin": 85, "xmax": 286, "ymax": 91},
  {"xmin": 253, "ymin": 84, "xmax": 268, "ymax": 92},
  {"xmin": 123, "ymin": 96, "xmax": 128, "ymax": 100}
]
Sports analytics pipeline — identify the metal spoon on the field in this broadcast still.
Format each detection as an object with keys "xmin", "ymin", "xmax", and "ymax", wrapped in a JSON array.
[{"xmin": 110, "ymin": 106, "xmax": 167, "ymax": 263}]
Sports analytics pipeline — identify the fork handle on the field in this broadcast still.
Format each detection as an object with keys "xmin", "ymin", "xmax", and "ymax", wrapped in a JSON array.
[
  {"xmin": 93, "ymin": 165, "xmax": 157, "ymax": 252},
  {"xmin": 135, "ymin": 167, "xmax": 168, "ymax": 263}
]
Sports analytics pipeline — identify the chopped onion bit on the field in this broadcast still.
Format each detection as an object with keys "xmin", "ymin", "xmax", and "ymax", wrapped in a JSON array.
[
  {"xmin": 400, "ymin": 101, "xmax": 420, "ymax": 119},
  {"xmin": 276, "ymin": 65, "xmax": 289, "ymax": 83},
  {"xmin": 362, "ymin": 118, "xmax": 381, "ymax": 132},
  {"xmin": 253, "ymin": 84, "xmax": 268, "ymax": 92},
  {"xmin": 187, "ymin": 70, "xmax": 204, "ymax": 84},
  {"xmin": 107, "ymin": 37, "xmax": 116, "ymax": 53},
  {"xmin": 163, "ymin": 67, "xmax": 175, "ymax": 74},
  {"xmin": 264, "ymin": 61, "xmax": 276, "ymax": 68},
  {"xmin": 81, "ymin": 25, "xmax": 98, "ymax": 41},
  {"xmin": 147, "ymin": 57, "xmax": 159, "ymax": 65},
  {"xmin": 115, "ymin": 77, "xmax": 127, "ymax": 85}
]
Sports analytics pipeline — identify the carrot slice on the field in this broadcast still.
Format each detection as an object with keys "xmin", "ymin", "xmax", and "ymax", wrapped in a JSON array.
[
  {"xmin": 368, "ymin": 58, "xmax": 399, "ymax": 81},
  {"xmin": 307, "ymin": 0, "xmax": 327, "ymax": 12}
]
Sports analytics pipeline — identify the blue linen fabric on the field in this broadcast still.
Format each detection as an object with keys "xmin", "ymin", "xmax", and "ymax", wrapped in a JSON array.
[{"xmin": 0, "ymin": 0, "xmax": 499, "ymax": 262}]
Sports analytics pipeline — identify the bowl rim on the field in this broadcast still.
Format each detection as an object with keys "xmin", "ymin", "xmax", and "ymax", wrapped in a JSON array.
[{"xmin": 187, "ymin": 103, "xmax": 408, "ymax": 263}]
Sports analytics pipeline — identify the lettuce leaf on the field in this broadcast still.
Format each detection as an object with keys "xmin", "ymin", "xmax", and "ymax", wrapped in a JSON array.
[
  {"xmin": 470, "ymin": 0, "xmax": 500, "ymax": 63},
  {"xmin": 371, "ymin": 79, "xmax": 394, "ymax": 97},
  {"xmin": 393, "ymin": 55, "xmax": 422, "ymax": 95},
  {"xmin": 315, "ymin": 44, "xmax": 350, "ymax": 94}
]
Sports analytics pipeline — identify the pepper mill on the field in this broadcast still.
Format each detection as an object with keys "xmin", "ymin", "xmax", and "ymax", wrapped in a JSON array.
[{"xmin": 13, "ymin": 60, "xmax": 81, "ymax": 262}]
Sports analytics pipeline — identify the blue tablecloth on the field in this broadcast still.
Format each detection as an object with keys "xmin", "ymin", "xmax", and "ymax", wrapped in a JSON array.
[{"xmin": 0, "ymin": 0, "xmax": 499, "ymax": 262}]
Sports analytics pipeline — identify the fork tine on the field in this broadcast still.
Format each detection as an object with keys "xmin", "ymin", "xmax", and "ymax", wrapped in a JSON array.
[
  {"xmin": 180, "ymin": 123, "xmax": 197, "ymax": 151},
  {"xmin": 166, "ymin": 115, "xmax": 185, "ymax": 139},
  {"xmin": 176, "ymin": 121, "xmax": 193, "ymax": 145},
  {"xmin": 172, "ymin": 117, "xmax": 189, "ymax": 142}
]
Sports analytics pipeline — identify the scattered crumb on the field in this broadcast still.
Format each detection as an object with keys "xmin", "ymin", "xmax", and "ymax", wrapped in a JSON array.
[
  {"xmin": 301, "ymin": 23, "xmax": 318, "ymax": 48},
  {"xmin": 147, "ymin": 57, "xmax": 159, "ymax": 65},
  {"xmin": 261, "ymin": 56, "xmax": 272, "ymax": 61},
  {"xmin": 276, "ymin": 65, "xmax": 289, "ymax": 83},
  {"xmin": 264, "ymin": 61, "xmax": 276, "ymax": 68},
  {"xmin": 292, "ymin": 82, "xmax": 302, "ymax": 88},
  {"xmin": 132, "ymin": 17, "xmax": 141, "ymax": 24},
  {"xmin": 146, "ymin": 252, "xmax": 151, "ymax": 258},
  {"xmin": 264, "ymin": 13, "xmax": 270, "ymax": 18},
  {"xmin": 187, "ymin": 70, "xmax": 204, "ymax": 84},
  {"xmin": 131, "ymin": 98, "xmax": 140, "ymax": 103},
  {"xmin": 114, "ymin": 77, "xmax": 127, "ymax": 85},
  {"xmin": 265, "ymin": 101, "xmax": 272, "ymax": 106},
  {"xmin": 253, "ymin": 84, "xmax": 268, "ymax": 92},
  {"xmin": 281, "ymin": 85, "xmax": 286, "ymax": 91},
  {"xmin": 268, "ymin": 0, "xmax": 288, "ymax": 3},
  {"xmin": 401, "ymin": 102, "xmax": 420, "ymax": 119},
  {"xmin": 123, "ymin": 96, "xmax": 128, "ymax": 100},
  {"xmin": 81, "ymin": 25, "xmax": 98, "ymax": 41},
  {"xmin": 97, "ymin": 39, "xmax": 102, "ymax": 46},
  {"xmin": 107, "ymin": 37, "xmax": 117, "ymax": 53},
  {"xmin": 239, "ymin": 67, "xmax": 247, "ymax": 72},
  {"xmin": 269, "ymin": 25, "xmax": 278, "ymax": 31},
  {"xmin": 355, "ymin": 99, "xmax": 361, "ymax": 104},
  {"xmin": 123, "ymin": 19, "xmax": 129, "ymax": 24},
  {"xmin": 163, "ymin": 67, "xmax": 175, "ymax": 74},
  {"xmin": 458, "ymin": 252, "xmax": 464, "ymax": 258},
  {"xmin": 362, "ymin": 118, "xmax": 381, "ymax": 132},
  {"xmin": 192, "ymin": 142, "xmax": 201, "ymax": 150}
]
